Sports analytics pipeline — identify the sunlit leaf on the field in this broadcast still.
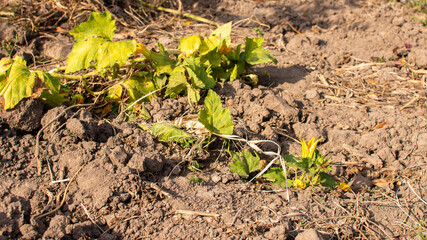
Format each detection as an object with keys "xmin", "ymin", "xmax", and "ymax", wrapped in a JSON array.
[
  {"xmin": 229, "ymin": 149, "xmax": 260, "ymax": 179},
  {"xmin": 179, "ymin": 35, "xmax": 202, "ymax": 57},
  {"xmin": 211, "ymin": 22, "xmax": 232, "ymax": 45},
  {"xmin": 198, "ymin": 89, "xmax": 233, "ymax": 135},
  {"xmin": 69, "ymin": 11, "xmax": 115, "ymax": 41},
  {"xmin": 152, "ymin": 123, "xmax": 196, "ymax": 144},
  {"xmin": 106, "ymin": 83, "xmax": 123, "ymax": 102},
  {"xmin": 245, "ymin": 37, "xmax": 277, "ymax": 65},
  {"xmin": 199, "ymin": 36, "xmax": 221, "ymax": 55},
  {"xmin": 0, "ymin": 57, "xmax": 32, "ymax": 109},
  {"xmin": 184, "ymin": 57, "xmax": 216, "ymax": 89},
  {"xmin": 263, "ymin": 167, "xmax": 293, "ymax": 188},
  {"xmin": 0, "ymin": 58, "xmax": 13, "ymax": 92},
  {"xmin": 123, "ymin": 74, "xmax": 156, "ymax": 102},
  {"xmin": 166, "ymin": 67, "xmax": 188, "ymax": 98},
  {"xmin": 96, "ymin": 40, "xmax": 137, "ymax": 70},
  {"xmin": 187, "ymin": 85, "xmax": 200, "ymax": 103},
  {"xmin": 65, "ymin": 11, "xmax": 136, "ymax": 73},
  {"xmin": 0, "ymin": 56, "xmax": 62, "ymax": 110},
  {"xmin": 65, "ymin": 38, "xmax": 105, "ymax": 73}
]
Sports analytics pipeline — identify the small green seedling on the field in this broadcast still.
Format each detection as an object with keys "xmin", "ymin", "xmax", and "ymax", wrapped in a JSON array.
[
  {"xmin": 188, "ymin": 160, "xmax": 200, "ymax": 172},
  {"xmin": 229, "ymin": 149, "xmax": 261, "ymax": 179},
  {"xmin": 189, "ymin": 177, "xmax": 203, "ymax": 183}
]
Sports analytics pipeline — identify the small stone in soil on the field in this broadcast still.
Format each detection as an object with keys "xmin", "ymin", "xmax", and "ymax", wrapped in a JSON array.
[
  {"xmin": 295, "ymin": 228, "xmax": 325, "ymax": 240},
  {"xmin": 211, "ymin": 174, "xmax": 222, "ymax": 183}
]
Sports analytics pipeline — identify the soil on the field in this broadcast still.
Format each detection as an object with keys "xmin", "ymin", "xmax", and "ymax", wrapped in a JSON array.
[{"xmin": 1, "ymin": 0, "xmax": 426, "ymax": 239}]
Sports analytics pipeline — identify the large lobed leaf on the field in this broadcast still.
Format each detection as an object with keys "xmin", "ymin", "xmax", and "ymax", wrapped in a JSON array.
[
  {"xmin": 0, "ymin": 57, "xmax": 32, "ymax": 109},
  {"xmin": 65, "ymin": 11, "xmax": 136, "ymax": 73},
  {"xmin": 69, "ymin": 11, "xmax": 116, "ymax": 42},
  {"xmin": 198, "ymin": 90, "xmax": 233, "ymax": 135},
  {"xmin": 0, "ymin": 57, "xmax": 62, "ymax": 110}
]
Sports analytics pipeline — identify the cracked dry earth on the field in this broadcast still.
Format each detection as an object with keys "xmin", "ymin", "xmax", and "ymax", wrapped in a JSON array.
[{"xmin": 0, "ymin": 0, "xmax": 426, "ymax": 239}]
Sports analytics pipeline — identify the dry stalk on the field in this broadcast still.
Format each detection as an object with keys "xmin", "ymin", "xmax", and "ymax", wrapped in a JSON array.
[
  {"xmin": 138, "ymin": 0, "xmax": 219, "ymax": 26},
  {"xmin": 98, "ymin": 216, "xmax": 140, "ymax": 239},
  {"xmin": 34, "ymin": 163, "xmax": 86, "ymax": 219},
  {"xmin": 175, "ymin": 209, "xmax": 220, "ymax": 218},
  {"xmin": 80, "ymin": 203, "xmax": 105, "ymax": 234}
]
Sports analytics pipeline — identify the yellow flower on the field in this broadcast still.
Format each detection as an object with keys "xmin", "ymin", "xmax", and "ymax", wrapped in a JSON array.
[
  {"xmin": 301, "ymin": 137, "xmax": 320, "ymax": 159},
  {"xmin": 294, "ymin": 179, "xmax": 307, "ymax": 189},
  {"xmin": 338, "ymin": 182, "xmax": 352, "ymax": 192}
]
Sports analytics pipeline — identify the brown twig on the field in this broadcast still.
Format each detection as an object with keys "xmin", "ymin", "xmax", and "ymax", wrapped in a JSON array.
[
  {"xmin": 34, "ymin": 163, "xmax": 86, "ymax": 219},
  {"xmin": 175, "ymin": 209, "xmax": 220, "ymax": 218},
  {"xmin": 138, "ymin": 0, "xmax": 219, "ymax": 26}
]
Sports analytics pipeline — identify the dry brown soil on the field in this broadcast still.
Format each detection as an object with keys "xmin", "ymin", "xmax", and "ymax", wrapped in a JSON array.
[{"xmin": 0, "ymin": 0, "xmax": 426, "ymax": 239}]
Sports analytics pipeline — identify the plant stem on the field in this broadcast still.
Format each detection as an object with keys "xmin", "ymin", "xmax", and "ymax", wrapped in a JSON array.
[
  {"xmin": 50, "ymin": 71, "xmax": 97, "ymax": 80},
  {"xmin": 139, "ymin": 1, "xmax": 219, "ymax": 27}
]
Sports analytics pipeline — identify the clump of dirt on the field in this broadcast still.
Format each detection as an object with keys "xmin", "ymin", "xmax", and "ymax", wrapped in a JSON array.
[{"xmin": 1, "ymin": 0, "xmax": 426, "ymax": 239}]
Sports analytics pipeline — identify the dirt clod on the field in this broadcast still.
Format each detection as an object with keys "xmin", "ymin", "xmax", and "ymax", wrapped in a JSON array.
[{"xmin": 1, "ymin": 98, "xmax": 44, "ymax": 132}]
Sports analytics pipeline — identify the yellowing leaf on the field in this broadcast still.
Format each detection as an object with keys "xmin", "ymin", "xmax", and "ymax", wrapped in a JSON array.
[
  {"xmin": 96, "ymin": 40, "xmax": 137, "ymax": 70},
  {"xmin": 151, "ymin": 123, "xmax": 196, "ymax": 144},
  {"xmin": 0, "ymin": 57, "xmax": 33, "ymax": 109},
  {"xmin": 65, "ymin": 11, "xmax": 136, "ymax": 73},
  {"xmin": 211, "ymin": 22, "xmax": 232, "ymax": 45},
  {"xmin": 0, "ymin": 58, "xmax": 13, "ymax": 92},
  {"xmin": 0, "ymin": 57, "xmax": 62, "ymax": 110},
  {"xmin": 66, "ymin": 39, "xmax": 137, "ymax": 73},
  {"xmin": 179, "ymin": 35, "xmax": 202, "ymax": 57},
  {"xmin": 69, "ymin": 11, "xmax": 116, "ymax": 42},
  {"xmin": 65, "ymin": 38, "xmax": 105, "ymax": 73},
  {"xmin": 198, "ymin": 90, "xmax": 233, "ymax": 135},
  {"xmin": 187, "ymin": 86, "xmax": 201, "ymax": 103},
  {"xmin": 123, "ymin": 74, "xmax": 156, "ymax": 102},
  {"xmin": 199, "ymin": 36, "xmax": 221, "ymax": 55},
  {"xmin": 106, "ymin": 83, "xmax": 123, "ymax": 102}
]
